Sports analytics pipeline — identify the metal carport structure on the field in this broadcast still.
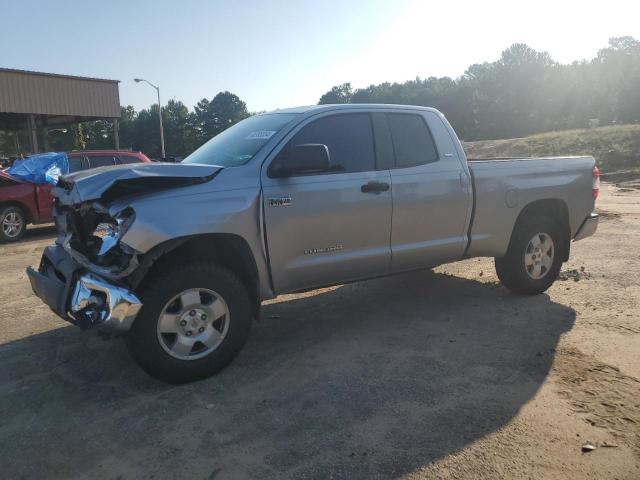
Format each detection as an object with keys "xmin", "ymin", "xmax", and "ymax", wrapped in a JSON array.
[{"xmin": 0, "ymin": 68, "xmax": 121, "ymax": 154}]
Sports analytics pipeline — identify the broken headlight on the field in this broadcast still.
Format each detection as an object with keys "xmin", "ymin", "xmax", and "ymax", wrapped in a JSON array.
[{"xmin": 90, "ymin": 209, "xmax": 135, "ymax": 258}]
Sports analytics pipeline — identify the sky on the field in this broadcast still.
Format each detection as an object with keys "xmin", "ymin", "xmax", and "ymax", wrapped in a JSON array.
[{"xmin": 2, "ymin": 0, "xmax": 639, "ymax": 113}]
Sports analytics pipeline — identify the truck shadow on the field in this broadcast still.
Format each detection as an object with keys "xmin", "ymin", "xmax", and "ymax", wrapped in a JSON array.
[{"xmin": 1, "ymin": 270, "xmax": 575, "ymax": 479}]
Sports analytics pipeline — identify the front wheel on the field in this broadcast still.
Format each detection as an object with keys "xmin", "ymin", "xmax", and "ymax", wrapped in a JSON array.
[
  {"xmin": 495, "ymin": 215, "xmax": 564, "ymax": 295},
  {"xmin": 126, "ymin": 262, "xmax": 253, "ymax": 383}
]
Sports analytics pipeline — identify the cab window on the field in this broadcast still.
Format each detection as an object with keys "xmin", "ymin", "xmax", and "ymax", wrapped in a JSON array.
[
  {"xmin": 68, "ymin": 155, "xmax": 84, "ymax": 173},
  {"xmin": 387, "ymin": 113, "xmax": 438, "ymax": 168},
  {"xmin": 284, "ymin": 113, "xmax": 375, "ymax": 174},
  {"xmin": 88, "ymin": 156, "xmax": 116, "ymax": 168}
]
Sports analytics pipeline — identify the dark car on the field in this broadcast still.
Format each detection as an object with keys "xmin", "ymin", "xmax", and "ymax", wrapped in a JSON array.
[{"xmin": 0, "ymin": 150, "xmax": 151, "ymax": 242}]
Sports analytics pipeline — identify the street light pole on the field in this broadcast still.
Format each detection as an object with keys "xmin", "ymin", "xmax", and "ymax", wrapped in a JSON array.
[{"xmin": 134, "ymin": 78, "xmax": 166, "ymax": 159}]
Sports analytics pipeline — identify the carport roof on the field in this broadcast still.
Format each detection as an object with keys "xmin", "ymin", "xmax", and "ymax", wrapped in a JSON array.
[
  {"xmin": 0, "ymin": 67, "xmax": 120, "ymax": 84},
  {"xmin": 0, "ymin": 68, "xmax": 121, "ymax": 119}
]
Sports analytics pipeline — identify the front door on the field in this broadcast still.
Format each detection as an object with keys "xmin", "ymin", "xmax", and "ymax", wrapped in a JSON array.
[{"xmin": 262, "ymin": 112, "xmax": 392, "ymax": 294}]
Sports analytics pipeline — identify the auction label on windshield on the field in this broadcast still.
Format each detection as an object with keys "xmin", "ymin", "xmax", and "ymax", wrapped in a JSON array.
[{"xmin": 246, "ymin": 130, "xmax": 277, "ymax": 140}]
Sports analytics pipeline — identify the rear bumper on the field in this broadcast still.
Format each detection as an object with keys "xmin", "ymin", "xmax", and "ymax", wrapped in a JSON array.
[
  {"xmin": 26, "ymin": 245, "xmax": 142, "ymax": 333},
  {"xmin": 573, "ymin": 213, "xmax": 599, "ymax": 241}
]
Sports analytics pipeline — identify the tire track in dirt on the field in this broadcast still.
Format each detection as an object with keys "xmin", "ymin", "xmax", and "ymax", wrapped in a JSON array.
[{"xmin": 554, "ymin": 348, "xmax": 640, "ymax": 454}]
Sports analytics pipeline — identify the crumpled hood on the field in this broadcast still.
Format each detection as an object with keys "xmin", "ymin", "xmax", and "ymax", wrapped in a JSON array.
[{"xmin": 54, "ymin": 162, "xmax": 222, "ymax": 205}]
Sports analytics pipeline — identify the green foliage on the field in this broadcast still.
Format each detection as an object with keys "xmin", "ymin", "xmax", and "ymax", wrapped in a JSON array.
[
  {"xmin": 2, "ymin": 37, "xmax": 639, "ymax": 160},
  {"xmin": 319, "ymin": 83, "xmax": 353, "ymax": 104},
  {"xmin": 190, "ymin": 91, "xmax": 250, "ymax": 150},
  {"xmin": 319, "ymin": 37, "xmax": 640, "ymax": 142},
  {"xmin": 0, "ymin": 91, "xmax": 248, "ymax": 160},
  {"xmin": 121, "ymin": 91, "xmax": 248, "ymax": 159}
]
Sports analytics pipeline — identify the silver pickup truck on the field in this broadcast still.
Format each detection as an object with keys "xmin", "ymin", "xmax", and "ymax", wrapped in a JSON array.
[{"xmin": 27, "ymin": 104, "xmax": 599, "ymax": 383}]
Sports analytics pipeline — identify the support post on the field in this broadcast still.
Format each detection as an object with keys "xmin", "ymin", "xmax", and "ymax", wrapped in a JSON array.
[
  {"xmin": 113, "ymin": 118, "xmax": 120, "ymax": 149},
  {"xmin": 13, "ymin": 130, "xmax": 21, "ymax": 156},
  {"xmin": 43, "ymin": 126, "xmax": 50, "ymax": 152},
  {"xmin": 28, "ymin": 114, "xmax": 39, "ymax": 153}
]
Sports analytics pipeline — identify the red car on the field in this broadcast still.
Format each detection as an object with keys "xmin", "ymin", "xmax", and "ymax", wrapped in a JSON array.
[{"xmin": 0, "ymin": 150, "xmax": 151, "ymax": 242}]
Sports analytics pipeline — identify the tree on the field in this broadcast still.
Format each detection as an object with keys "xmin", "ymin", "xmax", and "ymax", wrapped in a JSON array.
[
  {"xmin": 319, "ymin": 83, "xmax": 353, "ymax": 104},
  {"xmin": 162, "ymin": 99, "xmax": 191, "ymax": 157},
  {"xmin": 317, "ymin": 37, "xmax": 640, "ymax": 140},
  {"xmin": 117, "ymin": 105, "xmax": 138, "ymax": 150},
  {"xmin": 592, "ymin": 37, "xmax": 640, "ymax": 123},
  {"xmin": 207, "ymin": 91, "xmax": 249, "ymax": 136},
  {"xmin": 3, "ymin": 37, "xmax": 640, "ymax": 158},
  {"xmin": 190, "ymin": 91, "xmax": 249, "ymax": 149},
  {"xmin": 132, "ymin": 105, "xmax": 163, "ymax": 158}
]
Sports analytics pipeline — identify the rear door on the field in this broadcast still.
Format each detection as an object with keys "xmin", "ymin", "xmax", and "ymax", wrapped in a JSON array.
[
  {"xmin": 387, "ymin": 111, "xmax": 472, "ymax": 270},
  {"xmin": 262, "ymin": 112, "xmax": 392, "ymax": 293}
]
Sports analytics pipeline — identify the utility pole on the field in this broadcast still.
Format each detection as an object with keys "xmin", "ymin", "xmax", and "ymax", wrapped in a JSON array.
[{"xmin": 134, "ymin": 78, "xmax": 165, "ymax": 159}]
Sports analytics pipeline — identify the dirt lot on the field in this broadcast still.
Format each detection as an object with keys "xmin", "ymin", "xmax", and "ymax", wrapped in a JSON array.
[{"xmin": 1, "ymin": 183, "xmax": 638, "ymax": 479}]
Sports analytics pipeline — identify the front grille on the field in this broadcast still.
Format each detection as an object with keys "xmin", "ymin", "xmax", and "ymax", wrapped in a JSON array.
[{"xmin": 54, "ymin": 204, "xmax": 91, "ymax": 254}]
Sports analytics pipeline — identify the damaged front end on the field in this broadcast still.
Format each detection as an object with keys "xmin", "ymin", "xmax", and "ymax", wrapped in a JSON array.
[
  {"xmin": 27, "ymin": 162, "xmax": 221, "ymax": 332},
  {"xmin": 27, "ymin": 244, "xmax": 142, "ymax": 331},
  {"xmin": 70, "ymin": 273, "xmax": 142, "ymax": 331},
  {"xmin": 56, "ymin": 200, "xmax": 140, "ymax": 281},
  {"xmin": 41, "ymin": 200, "xmax": 143, "ymax": 331}
]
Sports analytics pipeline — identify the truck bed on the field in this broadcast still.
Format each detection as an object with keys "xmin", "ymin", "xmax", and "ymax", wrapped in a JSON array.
[{"xmin": 466, "ymin": 156, "xmax": 596, "ymax": 258}]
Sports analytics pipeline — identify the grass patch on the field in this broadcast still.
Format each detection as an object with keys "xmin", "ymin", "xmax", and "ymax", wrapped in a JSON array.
[{"xmin": 463, "ymin": 124, "xmax": 640, "ymax": 172}]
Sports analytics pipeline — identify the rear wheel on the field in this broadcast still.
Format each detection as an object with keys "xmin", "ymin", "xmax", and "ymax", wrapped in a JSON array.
[
  {"xmin": 126, "ymin": 262, "xmax": 253, "ymax": 383},
  {"xmin": 495, "ymin": 215, "xmax": 564, "ymax": 295},
  {"xmin": 0, "ymin": 206, "xmax": 26, "ymax": 242}
]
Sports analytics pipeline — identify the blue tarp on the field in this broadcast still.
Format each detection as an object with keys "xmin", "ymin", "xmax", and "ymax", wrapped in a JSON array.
[{"xmin": 7, "ymin": 152, "xmax": 69, "ymax": 185}]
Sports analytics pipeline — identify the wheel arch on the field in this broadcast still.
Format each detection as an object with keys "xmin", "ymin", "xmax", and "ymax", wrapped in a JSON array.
[
  {"xmin": 511, "ymin": 198, "xmax": 571, "ymax": 261},
  {"xmin": 0, "ymin": 201, "xmax": 33, "ymax": 224},
  {"xmin": 130, "ymin": 233, "xmax": 261, "ymax": 319}
]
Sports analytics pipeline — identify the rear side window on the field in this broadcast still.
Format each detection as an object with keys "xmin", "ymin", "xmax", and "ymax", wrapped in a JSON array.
[
  {"xmin": 88, "ymin": 156, "xmax": 116, "ymax": 168},
  {"xmin": 387, "ymin": 114, "xmax": 438, "ymax": 167},
  {"xmin": 118, "ymin": 155, "xmax": 141, "ymax": 164},
  {"xmin": 68, "ymin": 155, "xmax": 83, "ymax": 173},
  {"xmin": 287, "ymin": 113, "xmax": 375, "ymax": 174}
]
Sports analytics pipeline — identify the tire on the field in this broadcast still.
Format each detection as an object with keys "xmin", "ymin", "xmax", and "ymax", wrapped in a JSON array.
[
  {"xmin": 495, "ymin": 214, "xmax": 564, "ymax": 295},
  {"xmin": 125, "ymin": 262, "xmax": 253, "ymax": 383},
  {"xmin": 0, "ymin": 206, "xmax": 27, "ymax": 242}
]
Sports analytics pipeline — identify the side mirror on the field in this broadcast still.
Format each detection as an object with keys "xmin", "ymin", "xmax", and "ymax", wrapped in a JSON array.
[{"xmin": 271, "ymin": 144, "xmax": 330, "ymax": 177}]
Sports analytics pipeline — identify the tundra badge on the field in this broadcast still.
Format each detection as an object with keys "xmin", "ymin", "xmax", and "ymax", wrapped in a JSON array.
[
  {"xmin": 269, "ymin": 195, "xmax": 292, "ymax": 207},
  {"xmin": 304, "ymin": 245, "xmax": 344, "ymax": 255}
]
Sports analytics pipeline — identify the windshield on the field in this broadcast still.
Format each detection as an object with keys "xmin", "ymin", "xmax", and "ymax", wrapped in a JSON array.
[{"xmin": 183, "ymin": 113, "xmax": 299, "ymax": 167}]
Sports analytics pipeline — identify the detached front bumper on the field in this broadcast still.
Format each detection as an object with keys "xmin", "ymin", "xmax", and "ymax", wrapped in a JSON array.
[
  {"xmin": 26, "ymin": 245, "xmax": 142, "ymax": 333},
  {"xmin": 573, "ymin": 213, "xmax": 599, "ymax": 241}
]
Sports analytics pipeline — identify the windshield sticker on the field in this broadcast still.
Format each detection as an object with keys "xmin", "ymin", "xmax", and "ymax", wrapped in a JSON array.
[{"xmin": 246, "ymin": 130, "xmax": 277, "ymax": 140}]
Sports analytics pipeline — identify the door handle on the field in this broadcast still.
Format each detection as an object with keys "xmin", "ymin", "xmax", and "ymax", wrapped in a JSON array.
[{"xmin": 361, "ymin": 181, "xmax": 390, "ymax": 194}]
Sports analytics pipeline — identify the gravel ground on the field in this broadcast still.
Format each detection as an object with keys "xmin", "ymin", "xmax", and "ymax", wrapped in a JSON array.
[{"xmin": 0, "ymin": 183, "xmax": 638, "ymax": 479}]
